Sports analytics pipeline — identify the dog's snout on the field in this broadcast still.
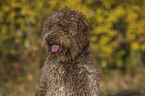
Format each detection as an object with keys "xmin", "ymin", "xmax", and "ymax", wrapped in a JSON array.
[
  {"xmin": 47, "ymin": 35, "xmax": 55, "ymax": 44},
  {"xmin": 48, "ymin": 35, "xmax": 55, "ymax": 41}
]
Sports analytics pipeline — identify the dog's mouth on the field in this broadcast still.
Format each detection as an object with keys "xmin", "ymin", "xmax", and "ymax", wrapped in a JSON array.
[
  {"xmin": 49, "ymin": 43, "xmax": 66, "ymax": 53},
  {"xmin": 44, "ymin": 35, "xmax": 70, "ymax": 55},
  {"xmin": 48, "ymin": 43, "xmax": 70, "ymax": 56},
  {"xmin": 51, "ymin": 44, "xmax": 60, "ymax": 52},
  {"xmin": 50, "ymin": 44, "xmax": 68, "ymax": 53}
]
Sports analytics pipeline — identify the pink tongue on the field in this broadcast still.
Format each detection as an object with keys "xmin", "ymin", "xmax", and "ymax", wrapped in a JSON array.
[{"xmin": 51, "ymin": 45, "xmax": 59, "ymax": 52}]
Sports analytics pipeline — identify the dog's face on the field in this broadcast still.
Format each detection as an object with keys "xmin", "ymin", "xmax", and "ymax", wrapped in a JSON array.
[{"xmin": 43, "ymin": 8, "xmax": 92, "ymax": 59}]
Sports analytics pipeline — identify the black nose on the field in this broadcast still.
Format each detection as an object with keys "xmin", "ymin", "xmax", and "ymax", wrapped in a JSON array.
[
  {"xmin": 48, "ymin": 36, "xmax": 54, "ymax": 39},
  {"xmin": 48, "ymin": 36, "xmax": 55, "ymax": 44}
]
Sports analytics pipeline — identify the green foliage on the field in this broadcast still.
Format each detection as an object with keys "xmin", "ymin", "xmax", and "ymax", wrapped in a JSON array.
[
  {"xmin": 0, "ymin": 0, "xmax": 145, "ymax": 84},
  {"xmin": 89, "ymin": 0, "xmax": 145, "ymax": 72}
]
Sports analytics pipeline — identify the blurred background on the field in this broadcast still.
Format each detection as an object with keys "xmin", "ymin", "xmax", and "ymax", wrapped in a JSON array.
[{"xmin": 0, "ymin": 0, "xmax": 145, "ymax": 96}]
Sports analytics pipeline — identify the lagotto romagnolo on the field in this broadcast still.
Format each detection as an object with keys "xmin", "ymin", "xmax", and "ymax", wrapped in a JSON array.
[{"xmin": 37, "ymin": 7, "xmax": 99, "ymax": 96}]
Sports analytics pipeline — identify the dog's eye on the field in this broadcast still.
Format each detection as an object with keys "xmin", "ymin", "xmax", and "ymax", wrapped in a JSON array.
[
  {"xmin": 58, "ymin": 24, "xmax": 64, "ymax": 28},
  {"xmin": 49, "ymin": 25, "xmax": 53, "ymax": 30},
  {"xmin": 58, "ymin": 24, "xmax": 68, "ymax": 32}
]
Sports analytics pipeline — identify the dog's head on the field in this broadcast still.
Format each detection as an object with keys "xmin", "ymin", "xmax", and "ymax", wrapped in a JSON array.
[{"xmin": 43, "ymin": 7, "xmax": 93, "ymax": 59}]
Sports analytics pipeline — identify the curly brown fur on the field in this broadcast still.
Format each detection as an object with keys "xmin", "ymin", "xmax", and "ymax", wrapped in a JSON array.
[{"xmin": 37, "ymin": 7, "xmax": 99, "ymax": 96}]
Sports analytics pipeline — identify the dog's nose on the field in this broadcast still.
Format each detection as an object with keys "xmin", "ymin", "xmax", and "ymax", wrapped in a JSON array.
[
  {"xmin": 47, "ymin": 36, "xmax": 55, "ymax": 44},
  {"xmin": 48, "ymin": 36, "xmax": 54, "ymax": 39},
  {"xmin": 48, "ymin": 36, "xmax": 55, "ymax": 41}
]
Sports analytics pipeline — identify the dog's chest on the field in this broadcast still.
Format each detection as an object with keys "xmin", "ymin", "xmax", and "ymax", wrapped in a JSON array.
[{"xmin": 44, "ymin": 61, "xmax": 98, "ymax": 96}]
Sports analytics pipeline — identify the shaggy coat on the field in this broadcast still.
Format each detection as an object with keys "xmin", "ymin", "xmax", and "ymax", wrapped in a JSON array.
[{"xmin": 37, "ymin": 7, "xmax": 99, "ymax": 96}]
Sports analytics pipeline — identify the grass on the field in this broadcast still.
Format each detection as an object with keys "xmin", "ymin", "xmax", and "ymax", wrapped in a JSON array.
[
  {"xmin": 0, "ymin": 66, "xmax": 145, "ymax": 96},
  {"xmin": 99, "ymin": 68, "xmax": 145, "ymax": 96}
]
